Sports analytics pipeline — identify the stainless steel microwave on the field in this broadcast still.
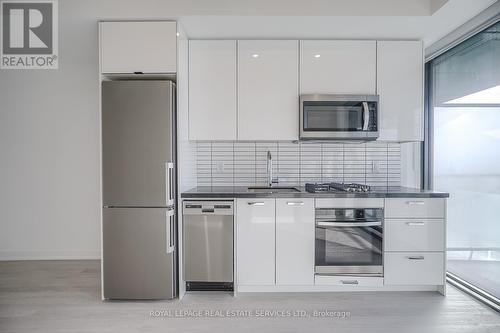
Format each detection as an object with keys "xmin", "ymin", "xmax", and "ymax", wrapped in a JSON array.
[{"xmin": 300, "ymin": 94, "xmax": 379, "ymax": 140}]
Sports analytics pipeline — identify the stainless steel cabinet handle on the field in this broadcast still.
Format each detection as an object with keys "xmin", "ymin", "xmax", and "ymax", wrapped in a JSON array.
[
  {"xmin": 362, "ymin": 101, "xmax": 369, "ymax": 131},
  {"xmin": 407, "ymin": 256, "xmax": 425, "ymax": 260},
  {"xmin": 248, "ymin": 202, "xmax": 265, "ymax": 206},
  {"xmin": 341, "ymin": 280, "xmax": 359, "ymax": 285},
  {"xmin": 166, "ymin": 210, "xmax": 175, "ymax": 254},
  {"xmin": 406, "ymin": 221, "xmax": 425, "ymax": 226},
  {"xmin": 406, "ymin": 201, "xmax": 425, "ymax": 205},
  {"xmin": 165, "ymin": 162, "xmax": 174, "ymax": 206},
  {"xmin": 287, "ymin": 201, "xmax": 304, "ymax": 206}
]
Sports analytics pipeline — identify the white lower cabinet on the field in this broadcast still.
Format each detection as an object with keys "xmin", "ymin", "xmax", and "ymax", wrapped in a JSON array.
[
  {"xmin": 384, "ymin": 252, "xmax": 445, "ymax": 285},
  {"xmin": 385, "ymin": 198, "xmax": 445, "ymax": 219},
  {"xmin": 384, "ymin": 197, "xmax": 446, "ymax": 288},
  {"xmin": 385, "ymin": 219, "xmax": 445, "ymax": 252},
  {"xmin": 234, "ymin": 196, "xmax": 447, "ymax": 291},
  {"xmin": 236, "ymin": 199, "xmax": 275, "ymax": 285},
  {"xmin": 236, "ymin": 198, "xmax": 315, "ymax": 287},
  {"xmin": 276, "ymin": 199, "xmax": 314, "ymax": 285}
]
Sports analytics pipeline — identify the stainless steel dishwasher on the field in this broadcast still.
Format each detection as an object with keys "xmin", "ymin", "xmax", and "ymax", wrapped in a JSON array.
[{"xmin": 183, "ymin": 201, "xmax": 234, "ymax": 291}]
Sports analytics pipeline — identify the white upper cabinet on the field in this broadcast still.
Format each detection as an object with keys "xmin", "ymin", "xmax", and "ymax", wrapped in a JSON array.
[
  {"xmin": 377, "ymin": 41, "xmax": 424, "ymax": 141},
  {"xmin": 238, "ymin": 40, "xmax": 299, "ymax": 141},
  {"xmin": 236, "ymin": 199, "xmax": 276, "ymax": 286},
  {"xmin": 185, "ymin": 39, "xmax": 424, "ymax": 142},
  {"xmin": 100, "ymin": 21, "xmax": 177, "ymax": 74},
  {"xmin": 275, "ymin": 199, "xmax": 314, "ymax": 285},
  {"xmin": 300, "ymin": 40, "xmax": 376, "ymax": 95},
  {"xmin": 188, "ymin": 40, "xmax": 237, "ymax": 140}
]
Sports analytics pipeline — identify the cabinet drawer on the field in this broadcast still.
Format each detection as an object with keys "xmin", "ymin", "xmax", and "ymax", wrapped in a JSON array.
[
  {"xmin": 385, "ymin": 219, "xmax": 445, "ymax": 252},
  {"xmin": 384, "ymin": 252, "xmax": 444, "ymax": 285},
  {"xmin": 315, "ymin": 275, "xmax": 383, "ymax": 287},
  {"xmin": 385, "ymin": 198, "xmax": 445, "ymax": 218}
]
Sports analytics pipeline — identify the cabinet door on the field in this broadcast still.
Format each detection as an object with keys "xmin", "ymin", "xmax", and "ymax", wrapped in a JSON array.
[
  {"xmin": 100, "ymin": 21, "xmax": 177, "ymax": 74},
  {"xmin": 276, "ymin": 199, "xmax": 314, "ymax": 285},
  {"xmin": 377, "ymin": 41, "xmax": 423, "ymax": 141},
  {"xmin": 238, "ymin": 40, "xmax": 299, "ymax": 140},
  {"xmin": 300, "ymin": 40, "xmax": 376, "ymax": 95},
  {"xmin": 236, "ymin": 199, "xmax": 275, "ymax": 285},
  {"xmin": 189, "ymin": 40, "xmax": 237, "ymax": 140}
]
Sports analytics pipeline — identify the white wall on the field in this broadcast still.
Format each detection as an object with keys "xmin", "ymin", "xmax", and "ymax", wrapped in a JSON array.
[{"xmin": 0, "ymin": 0, "xmax": 181, "ymax": 260}]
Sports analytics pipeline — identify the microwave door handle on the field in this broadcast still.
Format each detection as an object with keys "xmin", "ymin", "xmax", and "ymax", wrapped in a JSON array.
[{"xmin": 362, "ymin": 101, "xmax": 369, "ymax": 131}]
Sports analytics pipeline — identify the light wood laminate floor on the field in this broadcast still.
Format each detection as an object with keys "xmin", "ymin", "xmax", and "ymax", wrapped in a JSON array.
[{"xmin": 0, "ymin": 260, "xmax": 499, "ymax": 333}]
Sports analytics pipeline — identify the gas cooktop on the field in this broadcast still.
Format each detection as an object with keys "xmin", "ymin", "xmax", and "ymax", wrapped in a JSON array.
[{"xmin": 305, "ymin": 182, "xmax": 371, "ymax": 193}]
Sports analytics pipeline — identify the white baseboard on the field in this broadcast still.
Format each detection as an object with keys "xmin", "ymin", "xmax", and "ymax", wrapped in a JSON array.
[
  {"xmin": 236, "ymin": 285, "xmax": 440, "ymax": 293},
  {"xmin": 0, "ymin": 250, "xmax": 101, "ymax": 261}
]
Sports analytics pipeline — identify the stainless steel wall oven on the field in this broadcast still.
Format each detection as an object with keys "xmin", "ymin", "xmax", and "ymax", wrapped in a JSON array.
[{"xmin": 315, "ymin": 206, "xmax": 384, "ymax": 276}]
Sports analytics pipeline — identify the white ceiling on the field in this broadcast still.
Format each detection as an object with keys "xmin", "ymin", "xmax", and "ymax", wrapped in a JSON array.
[
  {"xmin": 168, "ymin": 0, "xmax": 450, "ymax": 16},
  {"xmin": 176, "ymin": 0, "xmax": 498, "ymax": 46}
]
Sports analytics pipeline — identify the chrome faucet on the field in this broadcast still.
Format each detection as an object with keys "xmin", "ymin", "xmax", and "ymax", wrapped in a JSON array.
[{"xmin": 267, "ymin": 150, "xmax": 279, "ymax": 187}]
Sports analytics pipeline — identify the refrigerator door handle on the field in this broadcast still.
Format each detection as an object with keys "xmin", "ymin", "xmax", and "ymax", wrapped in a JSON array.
[
  {"xmin": 165, "ymin": 162, "xmax": 174, "ymax": 206},
  {"xmin": 166, "ymin": 210, "xmax": 175, "ymax": 254}
]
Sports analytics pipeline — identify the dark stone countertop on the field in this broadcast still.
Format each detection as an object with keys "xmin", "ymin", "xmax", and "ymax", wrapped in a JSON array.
[{"xmin": 181, "ymin": 186, "xmax": 449, "ymax": 199}]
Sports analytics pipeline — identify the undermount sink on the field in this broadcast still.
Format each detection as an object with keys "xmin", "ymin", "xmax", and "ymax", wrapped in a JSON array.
[{"xmin": 247, "ymin": 186, "xmax": 300, "ymax": 193}]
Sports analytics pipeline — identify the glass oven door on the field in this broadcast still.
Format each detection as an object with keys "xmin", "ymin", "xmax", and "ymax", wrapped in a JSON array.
[{"xmin": 315, "ymin": 208, "xmax": 383, "ymax": 276}]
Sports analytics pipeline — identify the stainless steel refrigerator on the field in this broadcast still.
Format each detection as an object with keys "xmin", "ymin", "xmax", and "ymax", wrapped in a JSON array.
[{"xmin": 101, "ymin": 80, "xmax": 177, "ymax": 300}]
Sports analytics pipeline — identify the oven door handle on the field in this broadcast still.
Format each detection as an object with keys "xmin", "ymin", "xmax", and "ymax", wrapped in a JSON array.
[{"xmin": 316, "ymin": 221, "xmax": 382, "ymax": 227}]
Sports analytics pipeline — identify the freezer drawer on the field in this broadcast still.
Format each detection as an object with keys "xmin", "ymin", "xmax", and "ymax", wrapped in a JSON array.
[
  {"xmin": 183, "ymin": 201, "xmax": 234, "ymax": 283},
  {"xmin": 103, "ymin": 207, "xmax": 175, "ymax": 299}
]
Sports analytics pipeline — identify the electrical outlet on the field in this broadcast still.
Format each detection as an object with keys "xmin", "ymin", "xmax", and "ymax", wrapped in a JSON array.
[
  {"xmin": 372, "ymin": 161, "xmax": 381, "ymax": 174},
  {"xmin": 215, "ymin": 161, "xmax": 225, "ymax": 173}
]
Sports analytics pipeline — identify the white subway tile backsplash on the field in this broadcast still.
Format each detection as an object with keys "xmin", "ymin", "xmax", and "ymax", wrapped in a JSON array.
[
  {"xmin": 233, "ymin": 142, "xmax": 255, "ymax": 186},
  {"xmin": 194, "ymin": 141, "xmax": 401, "ymax": 187},
  {"xmin": 299, "ymin": 143, "xmax": 322, "ymax": 184},
  {"xmin": 277, "ymin": 142, "xmax": 299, "ymax": 186}
]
